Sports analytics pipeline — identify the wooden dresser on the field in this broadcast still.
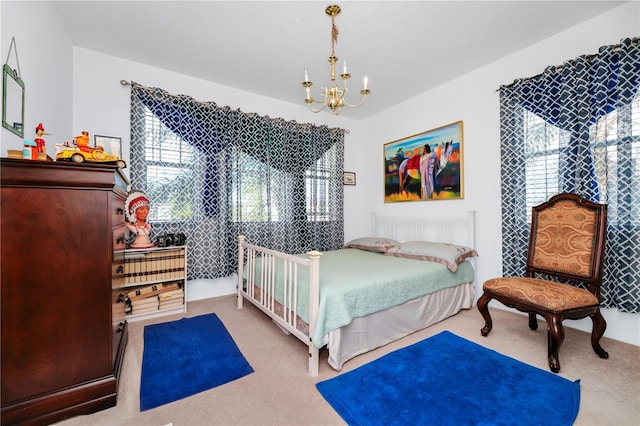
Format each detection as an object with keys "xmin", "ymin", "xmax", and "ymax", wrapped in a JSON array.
[{"xmin": 1, "ymin": 158, "xmax": 129, "ymax": 425}]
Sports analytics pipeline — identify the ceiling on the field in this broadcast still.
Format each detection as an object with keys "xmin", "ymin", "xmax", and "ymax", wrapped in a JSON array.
[{"xmin": 52, "ymin": 1, "xmax": 628, "ymax": 120}]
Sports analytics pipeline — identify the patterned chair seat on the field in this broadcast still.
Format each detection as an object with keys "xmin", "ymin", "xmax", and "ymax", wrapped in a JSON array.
[{"xmin": 483, "ymin": 277, "xmax": 599, "ymax": 312}]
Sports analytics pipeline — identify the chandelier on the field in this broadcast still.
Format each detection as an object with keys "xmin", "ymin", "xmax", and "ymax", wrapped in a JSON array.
[{"xmin": 302, "ymin": 4, "xmax": 370, "ymax": 115}]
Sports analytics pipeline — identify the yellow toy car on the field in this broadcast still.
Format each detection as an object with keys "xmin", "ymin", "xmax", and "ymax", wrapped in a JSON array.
[
  {"xmin": 56, "ymin": 145, "xmax": 126, "ymax": 168},
  {"xmin": 55, "ymin": 131, "xmax": 126, "ymax": 168}
]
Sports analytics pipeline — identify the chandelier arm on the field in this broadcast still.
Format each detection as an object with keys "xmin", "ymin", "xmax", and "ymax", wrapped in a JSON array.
[
  {"xmin": 342, "ymin": 93, "xmax": 369, "ymax": 108},
  {"xmin": 306, "ymin": 91, "xmax": 329, "ymax": 111},
  {"xmin": 308, "ymin": 102, "xmax": 328, "ymax": 113},
  {"xmin": 306, "ymin": 95, "xmax": 327, "ymax": 104}
]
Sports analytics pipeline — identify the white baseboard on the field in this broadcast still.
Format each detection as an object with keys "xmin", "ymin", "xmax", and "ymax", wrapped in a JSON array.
[{"xmin": 187, "ymin": 274, "xmax": 236, "ymax": 302}]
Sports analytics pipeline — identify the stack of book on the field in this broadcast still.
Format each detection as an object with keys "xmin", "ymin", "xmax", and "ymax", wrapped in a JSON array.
[
  {"xmin": 158, "ymin": 287, "xmax": 185, "ymax": 311},
  {"xmin": 126, "ymin": 281, "xmax": 184, "ymax": 315},
  {"xmin": 130, "ymin": 295, "xmax": 159, "ymax": 315}
]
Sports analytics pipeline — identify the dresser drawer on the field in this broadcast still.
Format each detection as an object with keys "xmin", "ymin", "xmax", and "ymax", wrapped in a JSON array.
[
  {"xmin": 112, "ymin": 194, "xmax": 126, "ymax": 225},
  {"xmin": 112, "ymin": 249, "xmax": 125, "ymax": 289},
  {"xmin": 113, "ymin": 224, "xmax": 127, "ymax": 251}
]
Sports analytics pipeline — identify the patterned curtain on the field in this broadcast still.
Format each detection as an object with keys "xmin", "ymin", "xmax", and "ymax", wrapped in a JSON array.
[
  {"xmin": 130, "ymin": 83, "xmax": 345, "ymax": 279},
  {"xmin": 499, "ymin": 37, "xmax": 640, "ymax": 312}
]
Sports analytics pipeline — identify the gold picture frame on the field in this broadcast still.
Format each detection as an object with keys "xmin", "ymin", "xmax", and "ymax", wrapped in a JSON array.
[{"xmin": 383, "ymin": 121, "xmax": 464, "ymax": 202}]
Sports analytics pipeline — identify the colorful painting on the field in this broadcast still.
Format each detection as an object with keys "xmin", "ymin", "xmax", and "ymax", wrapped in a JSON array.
[{"xmin": 384, "ymin": 121, "xmax": 464, "ymax": 202}]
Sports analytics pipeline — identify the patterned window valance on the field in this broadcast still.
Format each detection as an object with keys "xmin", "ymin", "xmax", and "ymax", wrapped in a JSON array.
[{"xmin": 130, "ymin": 83, "xmax": 345, "ymax": 279}]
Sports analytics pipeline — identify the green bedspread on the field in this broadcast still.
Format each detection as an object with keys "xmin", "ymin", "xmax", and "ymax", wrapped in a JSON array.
[{"xmin": 245, "ymin": 248, "xmax": 474, "ymax": 348}]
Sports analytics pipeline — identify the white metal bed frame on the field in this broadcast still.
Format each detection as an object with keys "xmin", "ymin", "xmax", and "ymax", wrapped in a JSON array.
[{"xmin": 236, "ymin": 211, "xmax": 476, "ymax": 376}]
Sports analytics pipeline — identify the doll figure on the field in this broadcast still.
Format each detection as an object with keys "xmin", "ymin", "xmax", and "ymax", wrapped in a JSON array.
[
  {"xmin": 125, "ymin": 191, "xmax": 155, "ymax": 248},
  {"xmin": 34, "ymin": 123, "xmax": 49, "ymax": 153}
]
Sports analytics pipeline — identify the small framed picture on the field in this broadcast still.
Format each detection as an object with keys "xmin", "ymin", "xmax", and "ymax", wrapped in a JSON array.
[
  {"xmin": 343, "ymin": 171, "xmax": 356, "ymax": 186},
  {"xmin": 94, "ymin": 135, "xmax": 122, "ymax": 159}
]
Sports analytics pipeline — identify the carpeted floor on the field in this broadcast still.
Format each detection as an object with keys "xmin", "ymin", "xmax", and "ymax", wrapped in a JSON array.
[{"xmin": 56, "ymin": 294, "xmax": 640, "ymax": 426}]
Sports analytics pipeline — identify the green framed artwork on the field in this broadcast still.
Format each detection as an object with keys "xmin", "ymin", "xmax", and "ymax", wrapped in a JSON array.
[{"xmin": 384, "ymin": 121, "xmax": 464, "ymax": 202}]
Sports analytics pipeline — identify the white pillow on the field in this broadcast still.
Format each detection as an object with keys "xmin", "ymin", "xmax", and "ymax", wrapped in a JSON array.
[
  {"xmin": 344, "ymin": 237, "xmax": 401, "ymax": 253},
  {"xmin": 386, "ymin": 241, "xmax": 478, "ymax": 272}
]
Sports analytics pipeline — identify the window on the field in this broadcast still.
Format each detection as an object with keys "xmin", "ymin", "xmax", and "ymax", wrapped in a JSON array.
[
  {"xmin": 306, "ymin": 150, "xmax": 334, "ymax": 221},
  {"xmin": 590, "ymin": 91, "xmax": 640, "ymax": 225},
  {"xmin": 231, "ymin": 147, "xmax": 282, "ymax": 222},
  {"xmin": 142, "ymin": 107, "xmax": 196, "ymax": 221},
  {"xmin": 130, "ymin": 82, "xmax": 345, "ymax": 279},
  {"xmin": 500, "ymin": 39, "xmax": 640, "ymax": 311},
  {"xmin": 523, "ymin": 90, "xmax": 640, "ymax": 222},
  {"xmin": 230, "ymin": 146, "xmax": 337, "ymax": 223},
  {"xmin": 523, "ymin": 109, "xmax": 563, "ymax": 218},
  {"xmin": 140, "ymin": 104, "xmax": 342, "ymax": 225}
]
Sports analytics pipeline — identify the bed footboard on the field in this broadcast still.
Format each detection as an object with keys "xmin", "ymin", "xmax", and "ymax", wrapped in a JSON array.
[{"xmin": 237, "ymin": 235, "xmax": 322, "ymax": 376}]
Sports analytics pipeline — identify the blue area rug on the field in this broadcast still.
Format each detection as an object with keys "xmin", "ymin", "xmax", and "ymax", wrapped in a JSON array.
[
  {"xmin": 316, "ymin": 331, "xmax": 580, "ymax": 426},
  {"xmin": 140, "ymin": 313, "xmax": 253, "ymax": 411}
]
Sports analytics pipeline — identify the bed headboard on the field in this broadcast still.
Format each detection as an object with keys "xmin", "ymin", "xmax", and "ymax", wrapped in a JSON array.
[{"xmin": 371, "ymin": 211, "xmax": 477, "ymax": 248}]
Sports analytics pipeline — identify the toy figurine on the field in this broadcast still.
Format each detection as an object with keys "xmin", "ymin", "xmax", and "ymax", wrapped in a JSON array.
[
  {"xmin": 34, "ymin": 123, "xmax": 49, "ymax": 153},
  {"xmin": 125, "ymin": 191, "xmax": 155, "ymax": 249},
  {"xmin": 74, "ymin": 131, "xmax": 93, "ymax": 152}
]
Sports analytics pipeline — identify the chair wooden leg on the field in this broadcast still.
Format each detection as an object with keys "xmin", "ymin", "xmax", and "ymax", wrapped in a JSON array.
[
  {"xmin": 546, "ymin": 314, "xmax": 564, "ymax": 373},
  {"xmin": 590, "ymin": 310, "xmax": 609, "ymax": 359},
  {"xmin": 476, "ymin": 293, "xmax": 493, "ymax": 336},
  {"xmin": 528, "ymin": 313, "xmax": 538, "ymax": 330}
]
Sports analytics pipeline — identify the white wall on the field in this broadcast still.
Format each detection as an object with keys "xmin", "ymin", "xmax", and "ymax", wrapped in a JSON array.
[
  {"xmin": 354, "ymin": 2, "xmax": 640, "ymax": 345},
  {"xmin": 0, "ymin": 1, "xmax": 73, "ymax": 153},
  {"xmin": 2, "ymin": 1, "xmax": 638, "ymax": 346}
]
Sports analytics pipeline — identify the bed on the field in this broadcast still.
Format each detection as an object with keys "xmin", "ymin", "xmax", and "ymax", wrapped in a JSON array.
[{"xmin": 236, "ymin": 211, "xmax": 477, "ymax": 376}]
